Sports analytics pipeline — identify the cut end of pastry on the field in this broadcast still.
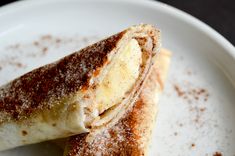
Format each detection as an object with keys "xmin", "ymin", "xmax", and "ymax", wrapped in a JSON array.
[
  {"xmin": 95, "ymin": 39, "xmax": 142, "ymax": 114},
  {"xmin": 64, "ymin": 24, "xmax": 160, "ymax": 137},
  {"xmin": 83, "ymin": 39, "xmax": 142, "ymax": 128},
  {"xmin": 63, "ymin": 49, "xmax": 171, "ymax": 156},
  {"xmin": 66, "ymin": 38, "xmax": 144, "ymax": 131}
]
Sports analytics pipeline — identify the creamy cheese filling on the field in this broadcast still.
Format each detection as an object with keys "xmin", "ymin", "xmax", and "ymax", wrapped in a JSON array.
[
  {"xmin": 96, "ymin": 39, "xmax": 142, "ymax": 113},
  {"xmin": 84, "ymin": 39, "xmax": 142, "ymax": 126}
]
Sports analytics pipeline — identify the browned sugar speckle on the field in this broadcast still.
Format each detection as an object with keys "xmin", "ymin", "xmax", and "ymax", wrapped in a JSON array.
[
  {"xmin": 200, "ymin": 107, "xmax": 206, "ymax": 112},
  {"xmin": 213, "ymin": 151, "xmax": 222, "ymax": 156},
  {"xmin": 0, "ymin": 58, "xmax": 27, "ymax": 71},
  {"xmin": 41, "ymin": 35, "xmax": 52, "ymax": 40},
  {"xmin": 22, "ymin": 130, "xmax": 28, "ymax": 136},
  {"xmin": 172, "ymin": 71, "xmax": 211, "ymax": 128},
  {"xmin": 174, "ymin": 85, "xmax": 185, "ymax": 97},
  {"xmin": 173, "ymin": 83, "xmax": 209, "ymax": 104},
  {"xmin": 42, "ymin": 47, "xmax": 48, "ymax": 54},
  {"xmin": 11, "ymin": 61, "xmax": 24, "ymax": 68},
  {"xmin": 52, "ymin": 123, "xmax": 57, "ymax": 127},
  {"xmin": 55, "ymin": 38, "xmax": 61, "ymax": 43},
  {"xmin": 179, "ymin": 123, "xmax": 183, "ymax": 127},
  {"xmin": 33, "ymin": 41, "xmax": 39, "ymax": 46},
  {"xmin": 170, "ymin": 68, "xmax": 219, "ymax": 152},
  {"xmin": 187, "ymin": 70, "xmax": 192, "ymax": 75}
]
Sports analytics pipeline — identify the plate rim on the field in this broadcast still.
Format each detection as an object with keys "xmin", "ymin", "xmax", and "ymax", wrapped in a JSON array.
[
  {"xmin": 0, "ymin": 0, "xmax": 234, "ymax": 60},
  {"xmin": 0, "ymin": 0, "xmax": 234, "ymax": 154}
]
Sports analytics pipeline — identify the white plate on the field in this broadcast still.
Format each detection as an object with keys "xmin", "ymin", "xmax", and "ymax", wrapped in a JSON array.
[{"xmin": 0, "ymin": 0, "xmax": 235, "ymax": 155}]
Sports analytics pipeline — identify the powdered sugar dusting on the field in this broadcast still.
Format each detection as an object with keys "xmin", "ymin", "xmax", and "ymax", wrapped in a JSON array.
[
  {"xmin": 65, "ymin": 56, "xmax": 164, "ymax": 156},
  {"xmin": 66, "ymin": 99, "xmax": 150, "ymax": 156}
]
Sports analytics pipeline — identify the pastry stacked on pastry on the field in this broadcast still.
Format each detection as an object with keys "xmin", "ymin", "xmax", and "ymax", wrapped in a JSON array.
[
  {"xmin": 63, "ymin": 49, "xmax": 171, "ymax": 156},
  {"xmin": 0, "ymin": 24, "xmax": 170, "ymax": 155}
]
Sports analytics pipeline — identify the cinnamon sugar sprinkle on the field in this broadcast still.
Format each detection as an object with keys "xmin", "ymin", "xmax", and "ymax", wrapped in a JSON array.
[
  {"xmin": 213, "ymin": 151, "xmax": 223, "ymax": 156},
  {"xmin": 0, "ymin": 34, "xmax": 99, "ymax": 71},
  {"xmin": 191, "ymin": 143, "xmax": 195, "ymax": 148},
  {"xmin": 174, "ymin": 85, "xmax": 184, "ymax": 97},
  {"xmin": 67, "ymin": 98, "xmax": 151, "ymax": 156},
  {"xmin": 0, "ymin": 33, "xmax": 121, "ymax": 123},
  {"xmin": 173, "ymin": 82, "xmax": 210, "ymax": 127},
  {"xmin": 174, "ymin": 84, "xmax": 209, "ymax": 102},
  {"xmin": 171, "ymin": 65, "xmax": 216, "ymax": 153}
]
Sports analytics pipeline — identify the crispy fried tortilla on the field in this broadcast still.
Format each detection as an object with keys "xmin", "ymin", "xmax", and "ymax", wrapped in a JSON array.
[
  {"xmin": 63, "ymin": 49, "xmax": 171, "ymax": 156},
  {"xmin": 0, "ymin": 24, "xmax": 160, "ymax": 151}
]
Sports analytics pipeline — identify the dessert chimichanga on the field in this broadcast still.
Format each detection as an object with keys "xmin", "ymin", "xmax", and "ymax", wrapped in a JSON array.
[
  {"xmin": 0, "ymin": 24, "xmax": 160, "ymax": 151},
  {"xmin": 63, "ymin": 49, "xmax": 171, "ymax": 156}
]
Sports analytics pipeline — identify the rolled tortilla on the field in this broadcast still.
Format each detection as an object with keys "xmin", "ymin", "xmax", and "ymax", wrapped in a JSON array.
[
  {"xmin": 0, "ymin": 24, "xmax": 160, "ymax": 151},
  {"xmin": 63, "ymin": 49, "xmax": 171, "ymax": 156}
]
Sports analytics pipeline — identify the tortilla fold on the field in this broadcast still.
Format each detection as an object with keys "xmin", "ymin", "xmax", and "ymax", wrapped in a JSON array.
[{"xmin": 0, "ymin": 24, "xmax": 160, "ymax": 151}]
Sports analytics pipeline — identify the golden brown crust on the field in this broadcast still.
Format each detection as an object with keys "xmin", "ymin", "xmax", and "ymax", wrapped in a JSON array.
[
  {"xmin": 64, "ymin": 49, "xmax": 171, "ymax": 156},
  {"xmin": 0, "ymin": 24, "xmax": 161, "ymax": 152},
  {"xmin": 0, "ymin": 24, "xmax": 160, "ymax": 126},
  {"xmin": 0, "ymin": 32, "xmax": 125, "ymax": 123}
]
